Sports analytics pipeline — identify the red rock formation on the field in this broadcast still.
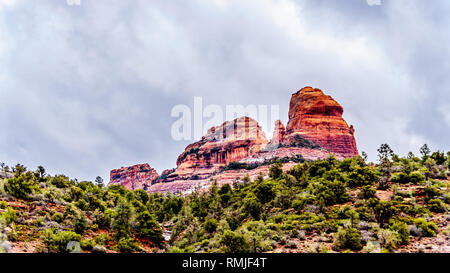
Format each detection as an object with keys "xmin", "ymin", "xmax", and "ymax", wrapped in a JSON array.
[
  {"xmin": 269, "ymin": 120, "xmax": 286, "ymax": 146},
  {"xmin": 157, "ymin": 117, "xmax": 268, "ymax": 183},
  {"xmin": 284, "ymin": 87, "xmax": 358, "ymax": 157},
  {"xmin": 109, "ymin": 164, "xmax": 159, "ymax": 190},
  {"xmin": 177, "ymin": 117, "xmax": 268, "ymax": 167},
  {"xmin": 111, "ymin": 87, "xmax": 359, "ymax": 194}
]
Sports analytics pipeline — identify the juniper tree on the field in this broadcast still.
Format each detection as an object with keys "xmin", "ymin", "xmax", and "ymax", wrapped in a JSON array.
[
  {"xmin": 377, "ymin": 144, "xmax": 394, "ymax": 189},
  {"xmin": 419, "ymin": 144, "xmax": 431, "ymax": 160}
]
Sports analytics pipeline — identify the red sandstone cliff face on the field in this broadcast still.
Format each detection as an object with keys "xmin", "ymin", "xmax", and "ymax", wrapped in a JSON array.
[
  {"xmin": 109, "ymin": 164, "xmax": 159, "ymax": 190},
  {"xmin": 269, "ymin": 120, "xmax": 286, "ymax": 146},
  {"xmin": 284, "ymin": 87, "xmax": 358, "ymax": 158},
  {"xmin": 163, "ymin": 117, "xmax": 268, "ymax": 182}
]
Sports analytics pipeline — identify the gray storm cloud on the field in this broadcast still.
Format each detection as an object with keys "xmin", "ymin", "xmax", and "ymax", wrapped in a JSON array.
[{"xmin": 0, "ymin": 0, "xmax": 448, "ymax": 182}]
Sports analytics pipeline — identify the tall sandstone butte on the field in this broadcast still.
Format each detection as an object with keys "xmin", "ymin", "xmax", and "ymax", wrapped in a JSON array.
[
  {"xmin": 109, "ymin": 164, "xmax": 159, "ymax": 190},
  {"xmin": 284, "ymin": 86, "xmax": 358, "ymax": 157}
]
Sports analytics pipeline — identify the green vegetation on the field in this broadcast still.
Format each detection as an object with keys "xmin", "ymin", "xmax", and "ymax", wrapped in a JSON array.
[
  {"xmin": 0, "ymin": 144, "xmax": 448, "ymax": 253},
  {"xmin": 289, "ymin": 135, "xmax": 321, "ymax": 149}
]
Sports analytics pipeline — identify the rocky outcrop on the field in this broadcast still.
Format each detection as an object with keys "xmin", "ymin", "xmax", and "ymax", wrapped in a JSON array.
[
  {"xmin": 268, "ymin": 120, "xmax": 286, "ymax": 147},
  {"xmin": 109, "ymin": 164, "xmax": 159, "ymax": 190},
  {"xmin": 284, "ymin": 87, "xmax": 358, "ymax": 157},
  {"xmin": 110, "ymin": 86, "xmax": 359, "ymax": 194},
  {"xmin": 173, "ymin": 117, "xmax": 268, "ymax": 175},
  {"xmin": 152, "ymin": 117, "xmax": 267, "ymax": 186}
]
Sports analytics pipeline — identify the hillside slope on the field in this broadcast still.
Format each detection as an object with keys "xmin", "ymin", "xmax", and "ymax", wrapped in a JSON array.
[{"xmin": 0, "ymin": 148, "xmax": 449, "ymax": 253}]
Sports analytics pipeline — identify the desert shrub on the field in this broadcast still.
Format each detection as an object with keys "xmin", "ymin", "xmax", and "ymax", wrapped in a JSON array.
[
  {"xmin": 290, "ymin": 135, "xmax": 321, "ymax": 149},
  {"xmin": 0, "ymin": 200, "xmax": 7, "ymax": 209},
  {"xmin": 74, "ymin": 199, "xmax": 88, "ymax": 211},
  {"xmin": 269, "ymin": 161, "xmax": 283, "ymax": 180},
  {"xmin": 93, "ymin": 209, "xmax": 113, "ymax": 229},
  {"xmin": 133, "ymin": 189, "xmax": 149, "ymax": 205},
  {"xmin": 115, "ymin": 236, "xmax": 141, "ymax": 253},
  {"xmin": 49, "ymin": 175, "xmax": 71, "ymax": 189},
  {"xmin": 94, "ymin": 233, "xmax": 111, "ymax": 246},
  {"xmin": 391, "ymin": 172, "xmax": 410, "ymax": 184},
  {"xmin": 360, "ymin": 186, "xmax": 376, "ymax": 199},
  {"xmin": 41, "ymin": 229, "xmax": 82, "ymax": 253},
  {"xmin": 80, "ymin": 239, "xmax": 95, "ymax": 250},
  {"xmin": 112, "ymin": 198, "xmax": 134, "ymax": 240},
  {"xmin": 163, "ymin": 196, "xmax": 184, "ymax": 216},
  {"xmin": 51, "ymin": 212, "xmax": 64, "ymax": 223},
  {"xmin": 347, "ymin": 166, "xmax": 379, "ymax": 187},
  {"xmin": 427, "ymin": 199, "xmax": 447, "ymax": 213},
  {"xmin": 73, "ymin": 212, "xmax": 88, "ymax": 235},
  {"xmin": 377, "ymin": 229, "xmax": 399, "ymax": 251},
  {"xmin": 254, "ymin": 181, "xmax": 276, "ymax": 204},
  {"xmin": 4, "ymin": 176, "xmax": 36, "ymax": 199},
  {"xmin": 414, "ymin": 218, "xmax": 438, "ymax": 237},
  {"xmin": 63, "ymin": 203, "xmax": 79, "ymax": 221},
  {"xmin": 225, "ymin": 162, "xmax": 248, "ymax": 171},
  {"xmin": 66, "ymin": 186, "xmax": 84, "ymax": 203},
  {"xmin": 226, "ymin": 216, "xmax": 241, "ymax": 231},
  {"xmin": 424, "ymin": 184, "xmax": 441, "ymax": 201},
  {"xmin": 409, "ymin": 171, "xmax": 425, "ymax": 184},
  {"xmin": 309, "ymin": 160, "xmax": 334, "ymax": 178},
  {"xmin": 134, "ymin": 211, "xmax": 163, "ymax": 245},
  {"xmin": 220, "ymin": 230, "xmax": 250, "ymax": 253},
  {"xmin": 85, "ymin": 195, "xmax": 107, "ymax": 212},
  {"xmin": 332, "ymin": 227, "xmax": 363, "ymax": 251},
  {"xmin": 204, "ymin": 218, "xmax": 218, "ymax": 233},
  {"xmin": 430, "ymin": 151, "xmax": 446, "ymax": 165},
  {"xmin": 44, "ymin": 188, "xmax": 64, "ymax": 203},
  {"xmin": 243, "ymin": 196, "xmax": 262, "ymax": 220},
  {"xmin": 314, "ymin": 178, "xmax": 349, "ymax": 206},
  {"xmin": 1, "ymin": 207, "xmax": 18, "ymax": 225},
  {"xmin": 367, "ymin": 199, "xmax": 397, "ymax": 228},
  {"xmin": 274, "ymin": 189, "xmax": 295, "ymax": 209},
  {"xmin": 389, "ymin": 220, "xmax": 410, "ymax": 245},
  {"xmin": 287, "ymin": 163, "xmax": 309, "ymax": 187}
]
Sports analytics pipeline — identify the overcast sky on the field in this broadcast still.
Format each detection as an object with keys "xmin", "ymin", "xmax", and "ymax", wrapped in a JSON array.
[{"xmin": 0, "ymin": 0, "xmax": 449, "ymax": 182}]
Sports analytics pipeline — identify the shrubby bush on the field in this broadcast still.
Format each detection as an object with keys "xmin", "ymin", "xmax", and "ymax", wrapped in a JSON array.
[
  {"xmin": 243, "ymin": 195, "xmax": 262, "ymax": 220},
  {"xmin": 112, "ymin": 198, "xmax": 134, "ymax": 241},
  {"xmin": 332, "ymin": 227, "xmax": 362, "ymax": 251},
  {"xmin": 41, "ymin": 229, "xmax": 82, "ymax": 253},
  {"xmin": 134, "ymin": 211, "xmax": 163, "ymax": 245},
  {"xmin": 4, "ymin": 176, "xmax": 37, "ymax": 199},
  {"xmin": 427, "ymin": 199, "xmax": 447, "ymax": 213},
  {"xmin": 414, "ymin": 218, "xmax": 438, "ymax": 237},
  {"xmin": 360, "ymin": 186, "xmax": 376, "ymax": 199},
  {"xmin": 389, "ymin": 220, "xmax": 410, "ymax": 245},
  {"xmin": 93, "ymin": 209, "xmax": 113, "ymax": 229},
  {"xmin": 51, "ymin": 212, "xmax": 64, "ymax": 223},
  {"xmin": 115, "ymin": 236, "xmax": 141, "ymax": 253},
  {"xmin": 73, "ymin": 212, "xmax": 88, "ymax": 235},
  {"xmin": 313, "ymin": 178, "xmax": 349, "ymax": 206},
  {"xmin": 204, "ymin": 218, "xmax": 218, "ymax": 233},
  {"xmin": 1, "ymin": 207, "xmax": 18, "ymax": 225},
  {"xmin": 220, "ymin": 230, "xmax": 249, "ymax": 253},
  {"xmin": 409, "ymin": 171, "xmax": 426, "ymax": 184},
  {"xmin": 377, "ymin": 229, "xmax": 399, "ymax": 251}
]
